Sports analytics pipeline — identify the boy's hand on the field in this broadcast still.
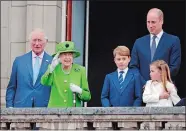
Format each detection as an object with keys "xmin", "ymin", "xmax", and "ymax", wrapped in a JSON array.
[{"xmin": 159, "ymin": 91, "xmax": 170, "ymax": 99}]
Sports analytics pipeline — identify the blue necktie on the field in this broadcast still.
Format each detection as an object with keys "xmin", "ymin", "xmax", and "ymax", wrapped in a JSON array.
[
  {"xmin": 33, "ymin": 56, "xmax": 40, "ymax": 85},
  {"xmin": 151, "ymin": 35, "xmax": 157, "ymax": 61},
  {"xmin": 119, "ymin": 71, "xmax": 124, "ymax": 89}
]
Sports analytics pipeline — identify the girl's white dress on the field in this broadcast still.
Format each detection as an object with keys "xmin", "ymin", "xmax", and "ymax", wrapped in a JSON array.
[{"xmin": 143, "ymin": 80, "xmax": 181, "ymax": 107}]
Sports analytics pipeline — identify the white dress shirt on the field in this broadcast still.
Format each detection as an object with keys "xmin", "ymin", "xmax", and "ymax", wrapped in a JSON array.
[
  {"xmin": 143, "ymin": 80, "xmax": 181, "ymax": 107},
  {"xmin": 150, "ymin": 30, "xmax": 163, "ymax": 48},
  {"xmin": 117, "ymin": 67, "xmax": 128, "ymax": 80},
  {"xmin": 32, "ymin": 51, "xmax": 44, "ymax": 69}
]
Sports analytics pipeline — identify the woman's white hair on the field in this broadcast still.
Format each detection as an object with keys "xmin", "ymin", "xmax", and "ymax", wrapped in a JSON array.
[{"xmin": 28, "ymin": 28, "xmax": 48, "ymax": 41}]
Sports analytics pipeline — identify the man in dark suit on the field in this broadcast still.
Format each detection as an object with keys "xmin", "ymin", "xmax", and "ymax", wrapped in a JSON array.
[
  {"xmin": 130, "ymin": 8, "xmax": 181, "ymax": 85},
  {"xmin": 6, "ymin": 28, "xmax": 52, "ymax": 108}
]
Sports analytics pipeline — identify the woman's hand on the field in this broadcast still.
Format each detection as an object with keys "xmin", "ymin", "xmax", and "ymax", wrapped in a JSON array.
[
  {"xmin": 70, "ymin": 83, "xmax": 82, "ymax": 94},
  {"xmin": 49, "ymin": 53, "xmax": 60, "ymax": 73}
]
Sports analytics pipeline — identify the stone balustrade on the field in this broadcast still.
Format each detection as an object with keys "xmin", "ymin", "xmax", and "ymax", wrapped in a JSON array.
[{"xmin": 0, "ymin": 107, "xmax": 185, "ymax": 130}]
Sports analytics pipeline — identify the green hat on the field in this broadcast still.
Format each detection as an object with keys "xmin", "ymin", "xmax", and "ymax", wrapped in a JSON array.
[{"xmin": 52, "ymin": 41, "xmax": 80, "ymax": 58}]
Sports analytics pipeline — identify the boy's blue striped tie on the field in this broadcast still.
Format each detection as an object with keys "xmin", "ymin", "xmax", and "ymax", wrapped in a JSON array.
[{"xmin": 119, "ymin": 71, "xmax": 124, "ymax": 89}]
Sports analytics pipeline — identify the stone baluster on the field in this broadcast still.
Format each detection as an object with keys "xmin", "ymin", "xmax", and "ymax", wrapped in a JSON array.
[
  {"xmin": 93, "ymin": 121, "xmax": 112, "ymax": 130},
  {"xmin": 118, "ymin": 121, "xmax": 138, "ymax": 130},
  {"xmin": 10, "ymin": 122, "xmax": 31, "ymax": 130},
  {"xmin": 140, "ymin": 122, "xmax": 162, "ymax": 130},
  {"xmin": 0, "ymin": 123, "xmax": 7, "ymax": 130},
  {"xmin": 164, "ymin": 122, "xmax": 185, "ymax": 130},
  {"xmin": 37, "ymin": 122, "xmax": 88, "ymax": 130}
]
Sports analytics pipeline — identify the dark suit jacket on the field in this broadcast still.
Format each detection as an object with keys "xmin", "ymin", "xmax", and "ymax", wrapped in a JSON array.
[
  {"xmin": 175, "ymin": 98, "xmax": 186, "ymax": 106},
  {"xmin": 101, "ymin": 69, "xmax": 142, "ymax": 107},
  {"xmin": 6, "ymin": 51, "xmax": 52, "ymax": 107},
  {"xmin": 130, "ymin": 32, "xmax": 181, "ymax": 84}
]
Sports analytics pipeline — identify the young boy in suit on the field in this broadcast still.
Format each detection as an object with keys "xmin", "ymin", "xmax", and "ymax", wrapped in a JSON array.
[{"xmin": 101, "ymin": 46, "xmax": 142, "ymax": 107}]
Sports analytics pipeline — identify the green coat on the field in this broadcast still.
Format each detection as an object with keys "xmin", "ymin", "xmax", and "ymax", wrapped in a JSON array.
[{"xmin": 41, "ymin": 63, "xmax": 91, "ymax": 107}]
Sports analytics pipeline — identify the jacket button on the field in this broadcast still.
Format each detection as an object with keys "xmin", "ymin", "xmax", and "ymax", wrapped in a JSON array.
[
  {"xmin": 64, "ymin": 90, "xmax": 67, "ymax": 93},
  {"xmin": 64, "ymin": 100, "xmax": 66, "ymax": 103}
]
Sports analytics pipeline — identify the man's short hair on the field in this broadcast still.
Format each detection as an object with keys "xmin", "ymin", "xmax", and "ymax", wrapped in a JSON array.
[{"xmin": 28, "ymin": 28, "xmax": 47, "ymax": 41}]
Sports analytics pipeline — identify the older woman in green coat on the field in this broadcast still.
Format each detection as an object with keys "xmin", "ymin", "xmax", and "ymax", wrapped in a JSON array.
[{"xmin": 41, "ymin": 41, "xmax": 91, "ymax": 107}]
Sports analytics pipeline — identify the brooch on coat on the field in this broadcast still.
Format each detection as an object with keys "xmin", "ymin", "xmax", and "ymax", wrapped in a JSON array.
[{"xmin": 74, "ymin": 68, "xmax": 80, "ymax": 72}]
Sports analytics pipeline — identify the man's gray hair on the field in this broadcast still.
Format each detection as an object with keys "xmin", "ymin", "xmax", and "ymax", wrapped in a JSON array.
[{"xmin": 28, "ymin": 28, "xmax": 48, "ymax": 41}]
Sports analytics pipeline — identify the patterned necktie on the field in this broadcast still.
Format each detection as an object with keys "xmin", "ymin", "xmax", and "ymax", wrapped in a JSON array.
[
  {"xmin": 151, "ymin": 35, "xmax": 157, "ymax": 61},
  {"xmin": 33, "ymin": 56, "xmax": 40, "ymax": 85},
  {"xmin": 119, "ymin": 71, "xmax": 124, "ymax": 89}
]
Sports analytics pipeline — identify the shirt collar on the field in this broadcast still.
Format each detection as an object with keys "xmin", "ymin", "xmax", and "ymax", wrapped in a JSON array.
[
  {"xmin": 150, "ymin": 30, "xmax": 163, "ymax": 40},
  {"xmin": 32, "ymin": 51, "xmax": 44, "ymax": 59},
  {"xmin": 117, "ymin": 67, "xmax": 128, "ymax": 74}
]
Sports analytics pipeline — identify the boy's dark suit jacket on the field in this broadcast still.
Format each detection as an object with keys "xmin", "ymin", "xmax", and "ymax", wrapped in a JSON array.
[{"xmin": 101, "ymin": 69, "xmax": 142, "ymax": 107}]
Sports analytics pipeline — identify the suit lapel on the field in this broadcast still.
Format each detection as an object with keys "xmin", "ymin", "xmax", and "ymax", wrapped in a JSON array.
[
  {"xmin": 120, "ymin": 70, "xmax": 133, "ymax": 94},
  {"xmin": 35, "ymin": 52, "xmax": 49, "ymax": 86},
  {"xmin": 152, "ymin": 32, "xmax": 166, "ymax": 61},
  {"xmin": 26, "ymin": 51, "xmax": 33, "ymax": 85},
  {"xmin": 145, "ymin": 35, "xmax": 152, "ymax": 62},
  {"xmin": 112, "ymin": 71, "xmax": 121, "ymax": 93}
]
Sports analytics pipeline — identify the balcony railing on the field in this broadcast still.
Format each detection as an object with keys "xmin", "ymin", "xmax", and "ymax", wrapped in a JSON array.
[{"xmin": 0, "ymin": 107, "xmax": 185, "ymax": 130}]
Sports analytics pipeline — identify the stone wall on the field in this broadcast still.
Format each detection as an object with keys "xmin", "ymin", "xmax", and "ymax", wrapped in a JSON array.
[
  {"xmin": 1, "ymin": 107, "xmax": 185, "ymax": 130},
  {"xmin": 1, "ymin": 1, "xmax": 65, "ymax": 107}
]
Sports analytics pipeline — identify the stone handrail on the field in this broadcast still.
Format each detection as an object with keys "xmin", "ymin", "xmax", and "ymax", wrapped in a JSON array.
[{"xmin": 0, "ymin": 107, "xmax": 185, "ymax": 130}]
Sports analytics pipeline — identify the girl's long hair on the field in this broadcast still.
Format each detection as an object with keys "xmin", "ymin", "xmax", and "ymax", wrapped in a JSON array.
[{"xmin": 150, "ymin": 60, "xmax": 172, "ymax": 92}]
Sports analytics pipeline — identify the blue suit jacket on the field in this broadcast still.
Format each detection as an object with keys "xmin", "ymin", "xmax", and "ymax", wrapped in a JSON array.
[
  {"xmin": 175, "ymin": 98, "xmax": 186, "ymax": 106},
  {"xmin": 130, "ymin": 32, "xmax": 181, "ymax": 84},
  {"xmin": 101, "ymin": 69, "xmax": 142, "ymax": 107},
  {"xmin": 6, "ymin": 51, "xmax": 52, "ymax": 107}
]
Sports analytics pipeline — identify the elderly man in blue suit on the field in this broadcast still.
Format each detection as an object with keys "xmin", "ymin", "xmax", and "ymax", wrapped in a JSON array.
[
  {"xmin": 6, "ymin": 28, "xmax": 52, "ymax": 108},
  {"xmin": 101, "ymin": 46, "xmax": 142, "ymax": 107},
  {"xmin": 130, "ymin": 8, "xmax": 181, "ymax": 85}
]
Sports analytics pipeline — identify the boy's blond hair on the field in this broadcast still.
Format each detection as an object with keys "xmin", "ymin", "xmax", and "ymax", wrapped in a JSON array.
[{"xmin": 113, "ymin": 46, "xmax": 130, "ymax": 57}]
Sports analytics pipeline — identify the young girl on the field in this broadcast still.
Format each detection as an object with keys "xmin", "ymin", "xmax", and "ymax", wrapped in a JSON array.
[{"xmin": 143, "ymin": 60, "xmax": 181, "ymax": 107}]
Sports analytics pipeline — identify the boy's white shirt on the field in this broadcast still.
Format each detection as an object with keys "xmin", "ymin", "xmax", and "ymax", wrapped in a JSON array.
[
  {"xmin": 117, "ymin": 67, "xmax": 128, "ymax": 79},
  {"xmin": 143, "ymin": 80, "xmax": 181, "ymax": 107}
]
